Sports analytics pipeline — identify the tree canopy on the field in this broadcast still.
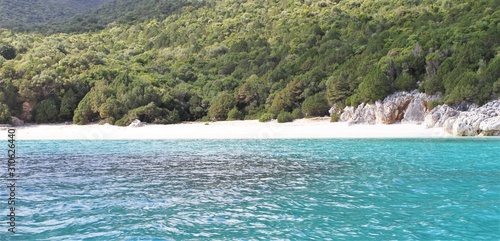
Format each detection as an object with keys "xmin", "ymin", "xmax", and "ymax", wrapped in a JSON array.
[{"xmin": 0, "ymin": 0, "xmax": 498, "ymax": 125}]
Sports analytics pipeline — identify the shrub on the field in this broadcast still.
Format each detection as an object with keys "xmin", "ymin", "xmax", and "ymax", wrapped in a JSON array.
[
  {"xmin": 330, "ymin": 113, "xmax": 340, "ymax": 122},
  {"xmin": 0, "ymin": 44, "xmax": 16, "ymax": 60},
  {"xmin": 292, "ymin": 108, "xmax": 303, "ymax": 119},
  {"xmin": 277, "ymin": 111, "xmax": 294, "ymax": 123},
  {"xmin": 59, "ymin": 89, "xmax": 78, "ymax": 121},
  {"xmin": 394, "ymin": 73, "xmax": 417, "ymax": 91},
  {"xmin": 259, "ymin": 113, "xmax": 274, "ymax": 122},
  {"xmin": 0, "ymin": 103, "xmax": 11, "ymax": 124},
  {"xmin": 227, "ymin": 107, "xmax": 243, "ymax": 120},
  {"xmin": 427, "ymin": 100, "xmax": 444, "ymax": 110},
  {"xmin": 302, "ymin": 93, "xmax": 330, "ymax": 116},
  {"xmin": 355, "ymin": 68, "xmax": 390, "ymax": 104},
  {"xmin": 35, "ymin": 99, "xmax": 59, "ymax": 123},
  {"xmin": 207, "ymin": 92, "xmax": 236, "ymax": 121}
]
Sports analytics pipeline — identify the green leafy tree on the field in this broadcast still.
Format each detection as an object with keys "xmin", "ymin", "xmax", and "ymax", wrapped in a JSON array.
[
  {"xmin": 302, "ymin": 93, "xmax": 329, "ymax": 117},
  {"xmin": 354, "ymin": 68, "xmax": 391, "ymax": 104},
  {"xmin": 227, "ymin": 107, "xmax": 243, "ymax": 121},
  {"xmin": 291, "ymin": 108, "xmax": 303, "ymax": 119},
  {"xmin": 73, "ymin": 93, "xmax": 96, "ymax": 125},
  {"xmin": 326, "ymin": 74, "xmax": 351, "ymax": 106},
  {"xmin": 0, "ymin": 43, "xmax": 16, "ymax": 60},
  {"xmin": 259, "ymin": 113, "xmax": 274, "ymax": 122},
  {"xmin": 207, "ymin": 92, "xmax": 236, "ymax": 121},
  {"xmin": 59, "ymin": 89, "xmax": 78, "ymax": 121},
  {"xmin": 35, "ymin": 99, "xmax": 59, "ymax": 123},
  {"xmin": 394, "ymin": 73, "xmax": 417, "ymax": 91},
  {"xmin": 0, "ymin": 103, "xmax": 11, "ymax": 124},
  {"xmin": 277, "ymin": 111, "xmax": 294, "ymax": 123},
  {"xmin": 445, "ymin": 71, "xmax": 479, "ymax": 104},
  {"xmin": 269, "ymin": 80, "xmax": 303, "ymax": 114}
]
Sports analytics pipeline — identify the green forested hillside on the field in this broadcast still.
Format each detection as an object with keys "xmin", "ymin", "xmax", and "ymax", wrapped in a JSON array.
[
  {"xmin": 0, "ymin": 0, "xmax": 113, "ymax": 32},
  {"xmin": 0, "ymin": 0, "xmax": 499, "ymax": 125}
]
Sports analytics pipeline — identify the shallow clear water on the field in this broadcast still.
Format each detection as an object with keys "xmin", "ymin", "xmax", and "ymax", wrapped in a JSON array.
[{"xmin": 2, "ymin": 139, "xmax": 499, "ymax": 240}]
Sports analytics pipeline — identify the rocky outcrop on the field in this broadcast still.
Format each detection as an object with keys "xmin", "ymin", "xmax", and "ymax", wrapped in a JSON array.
[
  {"xmin": 403, "ymin": 97, "xmax": 429, "ymax": 124},
  {"xmin": 340, "ymin": 91, "xmax": 437, "ymax": 125},
  {"xmin": 128, "ymin": 119, "xmax": 144, "ymax": 127},
  {"xmin": 11, "ymin": 116, "xmax": 24, "ymax": 126},
  {"xmin": 346, "ymin": 103, "xmax": 377, "ymax": 124},
  {"xmin": 334, "ymin": 89, "xmax": 500, "ymax": 136},
  {"xmin": 425, "ymin": 99, "xmax": 500, "ymax": 136}
]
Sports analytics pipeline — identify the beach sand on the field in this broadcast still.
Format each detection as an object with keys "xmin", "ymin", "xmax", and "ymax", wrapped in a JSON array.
[{"xmin": 9, "ymin": 118, "xmax": 450, "ymax": 140}]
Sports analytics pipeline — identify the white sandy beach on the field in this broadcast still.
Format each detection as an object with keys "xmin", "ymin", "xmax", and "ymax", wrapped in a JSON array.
[{"xmin": 6, "ymin": 118, "xmax": 451, "ymax": 140}]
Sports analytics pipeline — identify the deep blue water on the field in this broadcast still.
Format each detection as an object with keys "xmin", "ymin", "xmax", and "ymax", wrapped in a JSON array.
[{"xmin": 1, "ymin": 138, "xmax": 499, "ymax": 240}]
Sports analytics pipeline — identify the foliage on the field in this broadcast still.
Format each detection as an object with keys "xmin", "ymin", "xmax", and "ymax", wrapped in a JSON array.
[
  {"xmin": 292, "ymin": 108, "xmax": 303, "ymax": 120},
  {"xmin": 0, "ymin": 103, "xmax": 11, "ymax": 124},
  {"xmin": 427, "ymin": 100, "xmax": 445, "ymax": 111},
  {"xmin": 227, "ymin": 107, "xmax": 243, "ymax": 121},
  {"xmin": 302, "ymin": 93, "xmax": 329, "ymax": 117},
  {"xmin": 0, "ymin": 0, "xmax": 112, "ymax": 29},
  {"xmin": 330, "ymin": 114, "xmax": 340, "ymax": 122},
  {"xmin": 269, "ymin": 80, "xmax": 304, "ymax": 115},
  {"xmin": 277, "ymin": 111, "xmax": 294, "ymax": 123},
  {"xmin": 207, "ymin": 92, "xmax": 235, "ymax": 121},
  {"xmin": 0, "ymin": 44, "xmax": 16, "ymax": 60},
  {"xmin": 259, "ymin": 113, "xmax": 274, "ymax": 123},
  {"xmin": 59, "ymin": 89, "xmax": 78, "ymax": 121},
  {"xmin": 35, "ymin": 99, "xmax": 59, "ymax": 123},
  {"xmin": 351, "ymin": 68, "xmax": 391, "ymax": 106},
  {"xmin": 0, "ymin": 0, "xmax": 498, "ymax": 125}
]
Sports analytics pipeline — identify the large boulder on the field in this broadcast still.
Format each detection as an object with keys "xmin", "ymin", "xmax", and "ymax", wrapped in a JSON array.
[
  {"xmin": 402, "ymin": 97, "xmax": 428, "ymax": 124},
  {"xmin": 11, "ymin": 116, "xmax": 24, "ymax": 126},
  {"xmin": 479, "ymin": 116, "xmax": 500, "ymax": 136},
  {"xmin": 348, "ymin": 103, "xmax": 376, "ymax": 125},
  {"xmin": 339, "ymin": 106, "xmax": 355, "ymax": 122},
  {"xmin": 128, "ymin": 119, "xmax": 144, "ymax": 127},
  {"xmin": 424, "ymin": 105, "xmax": 459, "ymax": 128}
]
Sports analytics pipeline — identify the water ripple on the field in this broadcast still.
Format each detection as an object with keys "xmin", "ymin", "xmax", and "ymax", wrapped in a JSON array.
[{"xmin": 2, "ymin": 139, "xmax": 498, "ymax": 240}]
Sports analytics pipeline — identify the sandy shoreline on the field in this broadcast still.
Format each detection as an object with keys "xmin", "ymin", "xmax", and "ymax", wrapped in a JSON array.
[{"xmin": 2, "ymin": 118, "xmax": 455, "ymax": 140}]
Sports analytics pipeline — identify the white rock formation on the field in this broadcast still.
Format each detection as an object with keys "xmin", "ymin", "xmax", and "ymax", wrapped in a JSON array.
[
  {"xmin": 340, "ymin": 91, "xmax": 437, "ymax": 125},
  {"xmin": 333, "ymin": 89, "xmax": 500, "ymax": 136},
  {"xmin": 128, "ymin": 119, "xmax": 144, "ymax": 127},
  {"xmin": 425, "ymin": 99, "xmax": 500, "ymax": 136}
]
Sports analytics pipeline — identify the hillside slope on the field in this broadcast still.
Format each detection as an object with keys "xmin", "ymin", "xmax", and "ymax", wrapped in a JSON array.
[
  {"xmin": 0, "ymin": 0, "xmax": 498, "ymax": 125},
  {"xmin": 0, "ymin": 0, "xmax": 112, "ymax": 31}
]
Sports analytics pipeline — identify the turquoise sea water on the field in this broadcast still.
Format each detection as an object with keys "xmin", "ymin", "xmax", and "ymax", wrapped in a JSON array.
[{"xmin": 2, "ymin": 138, "xmax": 499, "ymax": 240}]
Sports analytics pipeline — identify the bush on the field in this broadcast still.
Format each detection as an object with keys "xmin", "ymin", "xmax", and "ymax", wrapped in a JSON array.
[
  {"xmin": 277, "ymin": 111, "xmax": 294, "ymax": 123},
  {"xmin": 355, "ymin": 68, "xmax": 391, "ymax": 104},
  {"xmin": 394, "ymin": 73, "xmax": 417, "ymax": 91},
  {"xmin": 330, "ymin": 113, "xmax": 340, "ymax": 122},
  {"xmin": 0, "ymin": 103, "xmax": 11, "ymax": 124},
  {"xmin": 427, "ymin": 100, "xmax": 444, "ymax": 110},
  {"xmin": 59, "ymin": 89, "xmax": 78, "ymax": 121},
  {"xmin": 445, "ymin": 71, "xmax": 479, "ymax": 104},
  {"xmin": 302, "ymin": 93, "xmax": 330, "ymax": 116},
  {"xmin": 0, "ymin": 44, "xmax": 16, "ymax": 60},
  {"xmin": 207, "ymin": 92, "xmax": 236, "ymax": 121},
  {"xmin": 292, "ymin": 108, "xmax": 303, "ymax": 119},
  {"xmin": 35, "ymin": 99, "xmax": 59, "ymax": 123},
  {"xmin": 259, "ymin": 113, "xmax": 274, "ymax": 122},
  {"xmin": 227, "ymin": 107, "xmax": 243, "ymax": 120}
]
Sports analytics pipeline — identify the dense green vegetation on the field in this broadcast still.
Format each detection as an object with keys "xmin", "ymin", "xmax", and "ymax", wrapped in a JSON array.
[
  {"xmin": 0, "ymin": 0, "xmax": 499, "ymax": 125},
  {"xmin": 0, "ymin": 0, "xmax": 113, "ymax": 32}
]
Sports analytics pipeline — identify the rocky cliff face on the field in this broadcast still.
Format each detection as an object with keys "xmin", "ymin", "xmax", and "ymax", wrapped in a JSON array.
[
  {"xmin": 338, "ymin": 91, "xmax": 438, "ymax": 125},
  {"xmin": 335, "ymin": 91, "xmax": 500, "ymax": 136}
]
